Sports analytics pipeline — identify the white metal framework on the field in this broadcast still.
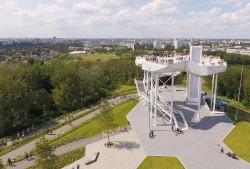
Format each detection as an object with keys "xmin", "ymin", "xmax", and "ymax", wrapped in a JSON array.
[{"xmin": 135, "ymin": 46, "xmax": 227, "ymax": 130}]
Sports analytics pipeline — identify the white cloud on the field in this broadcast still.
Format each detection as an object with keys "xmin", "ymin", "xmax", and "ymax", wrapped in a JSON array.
[
  {"xmin": 72, "ymin": 2, "xmax": 100, "ymax": 14},
  {"xmin": 0, "ymin": 0, "xmax": 250, "ymax": 38},
  {"xmin": 139, "ymin": 0, "xmax": 180, "ymax": 16}
]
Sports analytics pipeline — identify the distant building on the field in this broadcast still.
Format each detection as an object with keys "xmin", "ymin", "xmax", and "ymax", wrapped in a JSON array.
[
  {"xmin": 174, "ymin": 38, "xmax": 183, "ymax": 49},
  {"xmin": 226, "ymin": 48, "xmax": 240, "ymax": 54},
  {"xmin": 240, "ymin": 50, "xmax": 250, "ymax": 56},
  {"xmin": 69, "ymin": 51, "xmax": 86, "ymax": 55},
  {"xmin": 84, "ymin": 41, "xmax": 94, "ymax": 49},
  {"xmin": 153, "ymin": 41, "xmax": 161, "ymax": 49},
  {"xmin": 69, "ymin": 46, "xmax": 82, "ymax": 51},
  {"xmin": 127, "ymin": 43, "xmax": 135, "ymax": 50}
]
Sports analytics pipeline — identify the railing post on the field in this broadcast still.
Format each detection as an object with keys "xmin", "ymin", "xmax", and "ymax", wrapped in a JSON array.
[
  {"xmin": 171, "ymin": 72, "xmax": 174, "ymax": 124},
  {"xmin": 213, "ymin": 74, "xmax": 218, "ymax": 113}
]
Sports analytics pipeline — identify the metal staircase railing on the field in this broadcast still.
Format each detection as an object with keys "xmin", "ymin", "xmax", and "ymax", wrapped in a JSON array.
[{"xmin": 134, "ymin": 79, "xmax": 188, "ymax": 130}]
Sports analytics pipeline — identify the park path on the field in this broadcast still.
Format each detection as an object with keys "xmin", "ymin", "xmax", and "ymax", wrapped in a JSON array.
[
  {"xmin": 8, "ymin": 126, "xmax": 132, "ymax": 169},
  {"xmin": 1, "ymin": 94, "xmax": 137, "ymax": 167}
]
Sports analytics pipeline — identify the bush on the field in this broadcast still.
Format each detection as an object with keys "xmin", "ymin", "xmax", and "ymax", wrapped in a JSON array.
[{"xmin": 27, "ymin": 147, "xmax": 85, "ymax": 169}]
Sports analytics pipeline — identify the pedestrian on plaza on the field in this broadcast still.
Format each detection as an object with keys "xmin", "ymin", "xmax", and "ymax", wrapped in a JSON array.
[
  {"xmin": 50, "ymin": 130, "xmax": 53, "ymax": 135},
  {"xmin": 148, "ymin": 129, "xmax": 151, "ymax": 138},
  {"xmin": 77, "ymin": 164, "xmax": 80, "ymax": 169},
  {"xmin": 124, "ymin": 126, "xmax": 127, "ymax": 132},
  {"xmin": 151, "ymin": 130, "xmax": 154, "ymax": 138},
  {"xmin": 7, "ymin": 158, "xmax": 12, "ymax": 166},
  {"xmin": 221, "ymin": 147, "xmax": 224, "ymax": 153}
]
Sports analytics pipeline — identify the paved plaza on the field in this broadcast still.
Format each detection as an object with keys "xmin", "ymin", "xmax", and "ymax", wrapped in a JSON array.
[
  {"xmin": 127, "ymin": 89, "xmax": 250, "ymax": 169},
  {"xmin": 63, "ymin": 130, "xmax": 146, "ymax": 169}
]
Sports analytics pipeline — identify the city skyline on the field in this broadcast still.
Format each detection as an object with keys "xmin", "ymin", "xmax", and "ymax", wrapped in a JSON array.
[{"xmin": 0, "ymin": 0, "xmax": 250, "ymax": 38}]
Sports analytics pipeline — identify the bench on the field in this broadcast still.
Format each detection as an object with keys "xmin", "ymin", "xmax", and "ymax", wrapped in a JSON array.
[{"xmin": 84, "ymin": 152, "xmax": 99, "ymax": 165}]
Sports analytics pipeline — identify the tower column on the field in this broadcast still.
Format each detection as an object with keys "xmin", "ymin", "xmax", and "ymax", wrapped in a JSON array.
[
  {"xmin": 213, "ymin": 74, "xmax": 218, "ymax": 113},
  {"xmin": 170, "ymin": 72, "xmax": 174, "ymax": 124},
  {"xmin": 210, "ymin": 74, "xmax": 215, "ymax": 110},
  {"xmin": 154, "ymin": 73, "xmax": 159, "ymax": 126},
  {"xmin": 186, "ymin": 73, "xmax": 189, "ymax": 96},
  {"xmin": 197, "ymin": 76, "xmax": 202, "ymax": 120},
  {"xmin": 147, "ymin": 71, "xmax": 149, "ymax": 94},
  {"xmin": 150, "ymin": 72, "xmax": 154, "ymax": 118}
]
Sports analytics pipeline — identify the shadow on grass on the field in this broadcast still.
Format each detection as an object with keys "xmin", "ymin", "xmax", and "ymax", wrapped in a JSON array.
[
  {"xmin": 112, "ymin": 141, "xmax": 140, "ymax": 150},
  {"xmin": 224, "ymin": 106, "xmax": 250, "ymax": 124}
]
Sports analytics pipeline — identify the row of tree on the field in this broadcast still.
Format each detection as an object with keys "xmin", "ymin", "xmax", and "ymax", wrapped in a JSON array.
[{"xmin": 0, "ymin": 59, "xmax": 142, "ymax": 136}]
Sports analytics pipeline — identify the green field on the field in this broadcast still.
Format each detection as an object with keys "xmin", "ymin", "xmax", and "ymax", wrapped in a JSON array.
[
  {"xmin": 51, "ymin": 53, "xmax": 117, "ymax": 62},
  {"xmin": 52, "ymin": 100, "xmax": 138, "ymax": 144},
  {"xmin": 138, "ymin": 156, "xmax": 185, "ymax": 169},
  {"xmin": 224, "ymin": 106, "xmax": 250, "ymax": 162},
  {"xmin": 84, "ymin": 53, "xmax": 117, "ymax": 61},
  {"xmin": 111, "ymin": 85, "xmax": 137, "ymax": 96}
]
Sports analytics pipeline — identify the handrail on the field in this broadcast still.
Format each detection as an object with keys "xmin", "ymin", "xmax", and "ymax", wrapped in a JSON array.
[{"xmin": 134, "ymin": 79, "xmax": 188, "ymax": 130}]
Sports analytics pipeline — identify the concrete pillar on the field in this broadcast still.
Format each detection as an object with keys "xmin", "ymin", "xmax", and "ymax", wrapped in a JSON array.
[
  {"xmin": 147, "ymin": 71, "xmax": 149, "ymax": 93},
  {"xmin": 210, "ymin": 74, "xmax": 215, "ymax": 110},
  {"xmin": 186, "ymin": 73, "xmax": 189, "ymax": 96},
  {"xmin": 213, "ymin": 74, "xmax": 218, "ymax": 113},
  {"xmin": 170, "ymin": 72, "xmax": 174, "ymax": 124},
  {"xmin": 150, "ymin": 72, "xmax": 154, "ymax": 118},
  {"xmin": 154, "ymin": 73, "xmax": 159, "ymax": 126},
  {"xmin": 197, "ymin": 76, "xmax": 202, "ymax": 120}
]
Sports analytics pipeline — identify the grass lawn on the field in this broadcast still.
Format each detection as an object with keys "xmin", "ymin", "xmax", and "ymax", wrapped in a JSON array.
[
  {"xmin": 52, "ymin": 100, "xmax": 138, "ymax": 144},
  {"xmin": 138, "ymin": 156, "xmax": 185, "ymax": 169},
  {"xmin": 111, "ymin": 85, "xmax": 137, "ymax": 96},
  {"xmin": 223, "ymin": 106, "xmax": 250, "ymax": 162},
  {"xmin": 84, "ymin": 53, "xmax": 117, "ymax": 61}
]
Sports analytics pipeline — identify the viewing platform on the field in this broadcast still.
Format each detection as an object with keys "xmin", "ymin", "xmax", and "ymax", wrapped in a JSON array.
[
  {"xmin": 134, "ymin": 46, "xmax": 228, "ymax": 131},
  {"xmin": 135, "ymin": 54, "xmax": 227, "ymax": 76}
]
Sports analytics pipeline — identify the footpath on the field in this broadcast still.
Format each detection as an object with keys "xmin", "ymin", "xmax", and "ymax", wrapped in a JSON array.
[
  {"xmin": 0, "ymin": 94, "xmax": 136, "ymax": 168},
  {"xmin": 9, "ymin": 126, "xmax": 132, "ymax": 169}
]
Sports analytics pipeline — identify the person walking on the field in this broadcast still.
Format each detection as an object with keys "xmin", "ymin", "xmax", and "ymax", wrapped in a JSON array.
[
  {"xmin": 7, "ymin": 158, "xmax": 12, "ymax": 166},
  {"xmin": 148, "ymin": 129, "xmax": 151, "ymax": 138},
  {"xmin": 221, "ymin": 147, "xmax": 224, "ymax": 153},
  {"xmin": 151, "ymin": 130, "xmax": 154, "ymax": 138}
]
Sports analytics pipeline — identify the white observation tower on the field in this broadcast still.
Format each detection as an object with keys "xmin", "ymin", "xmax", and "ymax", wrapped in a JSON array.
[{"xmin": 134, "ymin": 46, "xmax": 227, "ymax": 131}]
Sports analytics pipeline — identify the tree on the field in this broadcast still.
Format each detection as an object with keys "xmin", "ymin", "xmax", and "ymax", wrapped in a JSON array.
[
  {"xmin": 35, "ymin": 137, "xmax": 57, "ymax": 169},
  {"xmin": 100, "ymin": 100, "xmax": 116, "ymax": 145}
]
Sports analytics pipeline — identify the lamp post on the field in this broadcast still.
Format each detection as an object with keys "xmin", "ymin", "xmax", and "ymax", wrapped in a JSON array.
[{"xmin": 235, "ymin": 63, "xmax": 244, "ymax": 124}]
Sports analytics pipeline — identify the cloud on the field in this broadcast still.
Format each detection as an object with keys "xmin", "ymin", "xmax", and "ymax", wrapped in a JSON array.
[
  {"xmin": 72, "ymin": 2, "xmax": 100, "ymax": 14},
  {"xmin": 139, "ymin": 0, "xmax": 180, "ymax": 16},
  {"xmin": 0, "ymin": 0, "xmax": 249, "ymax": 38}
]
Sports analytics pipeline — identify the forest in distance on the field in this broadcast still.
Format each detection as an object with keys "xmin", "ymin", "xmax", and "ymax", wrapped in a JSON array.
[{"xmin": 0, "ymin": 50, "xmax": 249, "ymax": 137}]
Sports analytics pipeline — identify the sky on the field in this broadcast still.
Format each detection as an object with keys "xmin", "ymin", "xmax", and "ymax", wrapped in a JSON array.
[{"xmin": 0, "ymin": 0, "xmax": 250, "ymax": 38}]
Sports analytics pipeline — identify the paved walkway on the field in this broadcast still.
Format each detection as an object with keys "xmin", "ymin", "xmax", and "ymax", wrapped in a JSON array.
[
  {"xmin": 62, "ymin": 129, "xmax": 146, "ymax": 169},
  {"xmin": 7, "ymin": 126, "xmax": 132, "ymax": 169},
  {"xmin": 1, "ymin": 94, "xmax": 137, "ymax": 168},
  {"xmin": 127, "ymin": 91, "xmax": 250, "ymax": 169}
]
